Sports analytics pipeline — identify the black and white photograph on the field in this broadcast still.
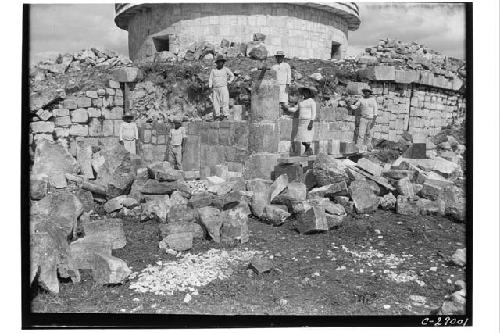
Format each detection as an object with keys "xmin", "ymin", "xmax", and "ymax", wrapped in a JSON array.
[{"xmin": 9, "ymin": 0, "xmax": 498, "ymax": 330}]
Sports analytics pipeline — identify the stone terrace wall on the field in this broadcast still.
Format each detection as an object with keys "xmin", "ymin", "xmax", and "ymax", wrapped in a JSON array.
[
  {"xmin": 135, "ymin": 120, "xmax": 249, "ymax": 179},
  {"xmin": 29, "ymin": 79, "xmax": 125, "ymax": 157},
  {"xmin": 29, "ymin": 67, "xmax": 465, "ymax": 180}
]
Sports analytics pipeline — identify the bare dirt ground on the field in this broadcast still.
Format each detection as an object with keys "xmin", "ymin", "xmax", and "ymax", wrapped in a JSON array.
[{"xmin": 31, "ymin": 210, "xmax": 465, "ymax": 315}]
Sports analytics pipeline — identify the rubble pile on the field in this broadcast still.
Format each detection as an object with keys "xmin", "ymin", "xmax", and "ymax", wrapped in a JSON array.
[
  {"xmin": 357, "ymin": 38, "xmax": 465, "ymax": 79},
  {"xmin": 142, "ymin": 32, "xmax": 268, "ymax": 64},
  {"xmin": 30, "ymin": 139, "xmax": 140, "ymax": 293},
  {"xmin": 31, "ymin": 48, "xmax": 131, "ymax": 78}
]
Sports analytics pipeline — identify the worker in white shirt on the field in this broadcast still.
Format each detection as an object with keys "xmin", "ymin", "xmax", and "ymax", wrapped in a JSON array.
[
  {"xmin": 286, "ymin": 85, "xmax": 317, "ymax": 156},
  {"xmin": 208, "ymin": 55, "xmax": 235, "ymax": 120},
  {"xmin": 349, "ymin": 87, "xmax": 378, "ymax": 150},
  {"xmin": 271, "ymin": 51, "xmax": 292, "ymax": 110},
  {"xmin": 119, "ymin": 112, "xmax": 139, "ymax": 155},
  {"xmin": 169, "ymin": 120, "xmax": 186, "ymax": 170}
]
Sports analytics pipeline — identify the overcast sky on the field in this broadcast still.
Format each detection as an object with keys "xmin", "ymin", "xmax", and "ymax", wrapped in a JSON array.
[{"xmin": 29, "ymin": 2, "xmax": 466, "ymax": 64}]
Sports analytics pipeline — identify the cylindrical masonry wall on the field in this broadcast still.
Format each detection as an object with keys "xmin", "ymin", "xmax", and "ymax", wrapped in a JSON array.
[{"xmin": 115, "ymin": 3, "xmax": 360, "ymax": 61}]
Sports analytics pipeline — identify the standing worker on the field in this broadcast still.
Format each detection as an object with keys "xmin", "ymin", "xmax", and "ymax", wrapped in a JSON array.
[
  {"xmin": 271, "ymin": 51, "xmax": 292, "ymax": 110},
  {"xmin": 119, "ymin": 112, "xmax": 139, "ymax": 155},
  {"xmin": 208, "ymin": 55, "xmax": 234, "ymax": 121},
  {"xmin": 286, "ymin": 85, "xmax": 317, "ymax": 156},
  {"xmin": 349, "ymin": 87, "xmax": 378, "ymax": 151},
  {"xmin": 169, "ymin": 120, "xmax": 186, "ymax": 170}
]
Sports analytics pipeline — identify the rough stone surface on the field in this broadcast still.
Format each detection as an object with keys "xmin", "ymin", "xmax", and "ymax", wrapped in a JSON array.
[
  {"xmin": 357, "ymin": 158, "xmax": 383, "ymax": 177},
  {"xmin": 141, "ymin": 198, "xmax": 170, "ymax": 223},
  {"xmin": 138, "ymin": 179, "xmax": 191, "ymax": 196},
  {"xmin": 249, "ymin": 255, "xmax": 273, "ymax": 274},
  {"xmin": 103, "ymin": 195, "xmax": 139, "ymax": 213},
  {"xmin": 295, "ymin": 206, "xmax": 329, "ymax": 234},
  {"xmin": 379, "ymin": 193, "xmax": 397, "ymax": 210},
  {"xmin": 396, "ymin": 195, "xmax": 421, "ymax": 215},
  {"xmin": 148, "ymin": 161, "xmax": 183, "ymax": 181},
  {"xmin": 451, "ymin": 248, "xmax": 466, "ymax": 267},
  {"xmin": 349, "ymin": 180, "xmax": 380, "ymax": 214},
  {"xmin": 167, "ymin": 205, "xmax": 198, "ymax": 224},
  {"xmin": 32, "ymin": 140, "xmax": 80, "ymax": 188},
  {"xmin": 198, "ymin": 206, "xmax": 223, "ymax": 243},
  {"xmin": 221, "ymin": 208, "xmax": 249, "ymax": 244},
  {"xmin": 83, "ymin": 218, "xmax": 127, "ymax": 249},
  {"xmin": 246, "ymin": 178, "xmax": 272, "ymax": 217},
  {"xmin": 31, "ymin": 191, "xmax": 84, "ymax": 238},
  {"xmin": 30, "ymin": 175, "xmax": 48, "ymax": 200},
  {"xmin": 159, "ymin": 222, "xmax": 204, "ymax": 239},
  {"xmin": 30, "ymin": 223, "xmax": 79, "ymax": 294},
  {"xmin": 91, "ymin": 143, "xmax": 136, "ymax": 198},
  {"xmin": 396, "ymin": 178, "xmax": 415, "ymax": 197},
  {"xmin": 70, "ymin": 237, "xmax": 112, "ymax": 270},
  {"xmin": 262, "ymin": 204, "xmax": 291, "ymax": 226},
  {"xmin": 92, "ymin": 252, "xmax": 131, "ymax": 285},
  {"xmin": 307, "ymin": 181, "xmax": 347, "ymax": 199},
  {"xmin": 311, "ymin": 154, "xmax": 348, "ymax": 188},
  {"xmin": 268, "ymin": 174, "xmax": 288, "ymax": 203},
  {"xmin": 161, "ymin": 232, "xmax": 194, "ymax": 251}
]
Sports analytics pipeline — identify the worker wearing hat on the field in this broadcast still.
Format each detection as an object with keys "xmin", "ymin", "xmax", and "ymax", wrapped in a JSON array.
[
  {"xmin": 119, "ymin": 112, "xmax": 139, "ymax": 155},
  {"xmin": 271, "ymin": 51, "xmax": 292, "ymax": 110},
  {"xmin": 286, "ymin": 84, "xmax": 317, "ymax": 155},
  {"xmin": 349, "ymin": 87, "xmax": 378, "ymax": 150},
  {"xmin": 169, "ymin": 118, "xmax": 186, "ymax": 170},
  {"xmin": 208, "ymin": 54, "xmax": 235, "ymax": 120}
]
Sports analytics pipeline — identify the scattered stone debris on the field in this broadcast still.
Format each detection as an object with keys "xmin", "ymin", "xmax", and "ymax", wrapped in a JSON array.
[
  {"xmin": 451, "ymin": 248, "xmax": 466, "ymax": 267},
  {"xmin": 248, "ymin": 255, "xmax": 273, "ymax": 274},
  {"xmin": 129, "ymin": 248, "xmax": 261, "ymax": 296},
  {"xmin": 434, "ymin": 280, "xmax": 466, "ymax": 315}
]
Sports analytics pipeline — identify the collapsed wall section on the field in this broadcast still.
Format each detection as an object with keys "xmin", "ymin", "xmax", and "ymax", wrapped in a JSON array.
[{"xmin": 29, "ymin": 65, "xmax": 465, "ymax": 181}]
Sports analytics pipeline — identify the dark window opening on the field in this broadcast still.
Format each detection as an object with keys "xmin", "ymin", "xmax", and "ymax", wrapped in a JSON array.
[
  {"xmin": 331, "ymin": 42, "xmax": 341, "ymax": 60},
  {"xmin": 153, "ymin": 35, "xmax": 170, "ymax": 52}
]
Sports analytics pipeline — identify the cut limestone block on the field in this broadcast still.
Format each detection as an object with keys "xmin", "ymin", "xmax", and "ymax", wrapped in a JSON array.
[
  {"xmin": 198, "ymin": 206, "xmax": 223, "ymax": 243},
  {"xmin": 69, "ymin": 238, "xmax": 112, "ymax": 270},
  {"xmin": 349, "ymin": 180, "xmax": 380, "ymax": 214},
  {"xmin": 268, "ymin": 174, "xmax": 288, "ymax": 202},
  {"xmin": 357, "ymin": 158, "xmax": 383, "ymax": 177},
  {"xmin": 160, "ymin": 232, "xmax": 194, "ymax": 251},
  {"xmin": 83, "ymin": 218, "xmax": 127, "ymax": 249},
  {"xmin": 111, "ymin": 67, "xmax": 143, "ymax": 83},
  {"xmin": 295, "ymin": 206, "xmax": 328, "ymax": 234},
  {"xmin": 159, "ymin": 222, "xmax": 205, "ymax": 239},
  {"xmin": 92, "ymin": 252, "xmax": 131, "ymax": 285},
  {"xmin": 273, "ymin": 163, "xmax": 303, "ymax": 182},
  {"xmin": 396, "ymin": 195, "xmax": 421, "ymax": 215},
  {"xmin": 221, "ymin": 208, "xmax": 249, "ymax": 244},
  {"xmin": 246, "ymin": 178, "xmax": 272, "ymax": 217},
  {"xmin": 261, "ymin": 204, "xmax": 291, "ymax": 226}
]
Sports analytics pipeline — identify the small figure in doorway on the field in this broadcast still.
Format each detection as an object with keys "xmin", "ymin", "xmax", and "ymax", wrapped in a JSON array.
[
  {"xmin": 169, "ymin": 120, "xmax": 186, "ymax": 170},
  {"xmin": 119, "ymin": 112, "xmax": 139, "ymax": 155}
]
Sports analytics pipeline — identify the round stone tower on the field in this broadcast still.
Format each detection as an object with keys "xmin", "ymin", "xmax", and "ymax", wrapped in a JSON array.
[{"xmin": 115, "ymin": 2, "xmax": 360, "ymax": 61}]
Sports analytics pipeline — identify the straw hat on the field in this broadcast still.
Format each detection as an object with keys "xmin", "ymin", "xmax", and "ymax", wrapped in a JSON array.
[
  {"xmin": 123, "ymin": 111, "xmax": 135, "ymax": 120},
  {"xmin": 297, "ymin": 84, "xmax": 318, "ymax": 96},
  {"xmin": 274, "ymin": 51, "xmax": 285, "ymax": 57},
  {"xmin": 215, "ymin": 54, "xmax": 226, "ymax": 63}
]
